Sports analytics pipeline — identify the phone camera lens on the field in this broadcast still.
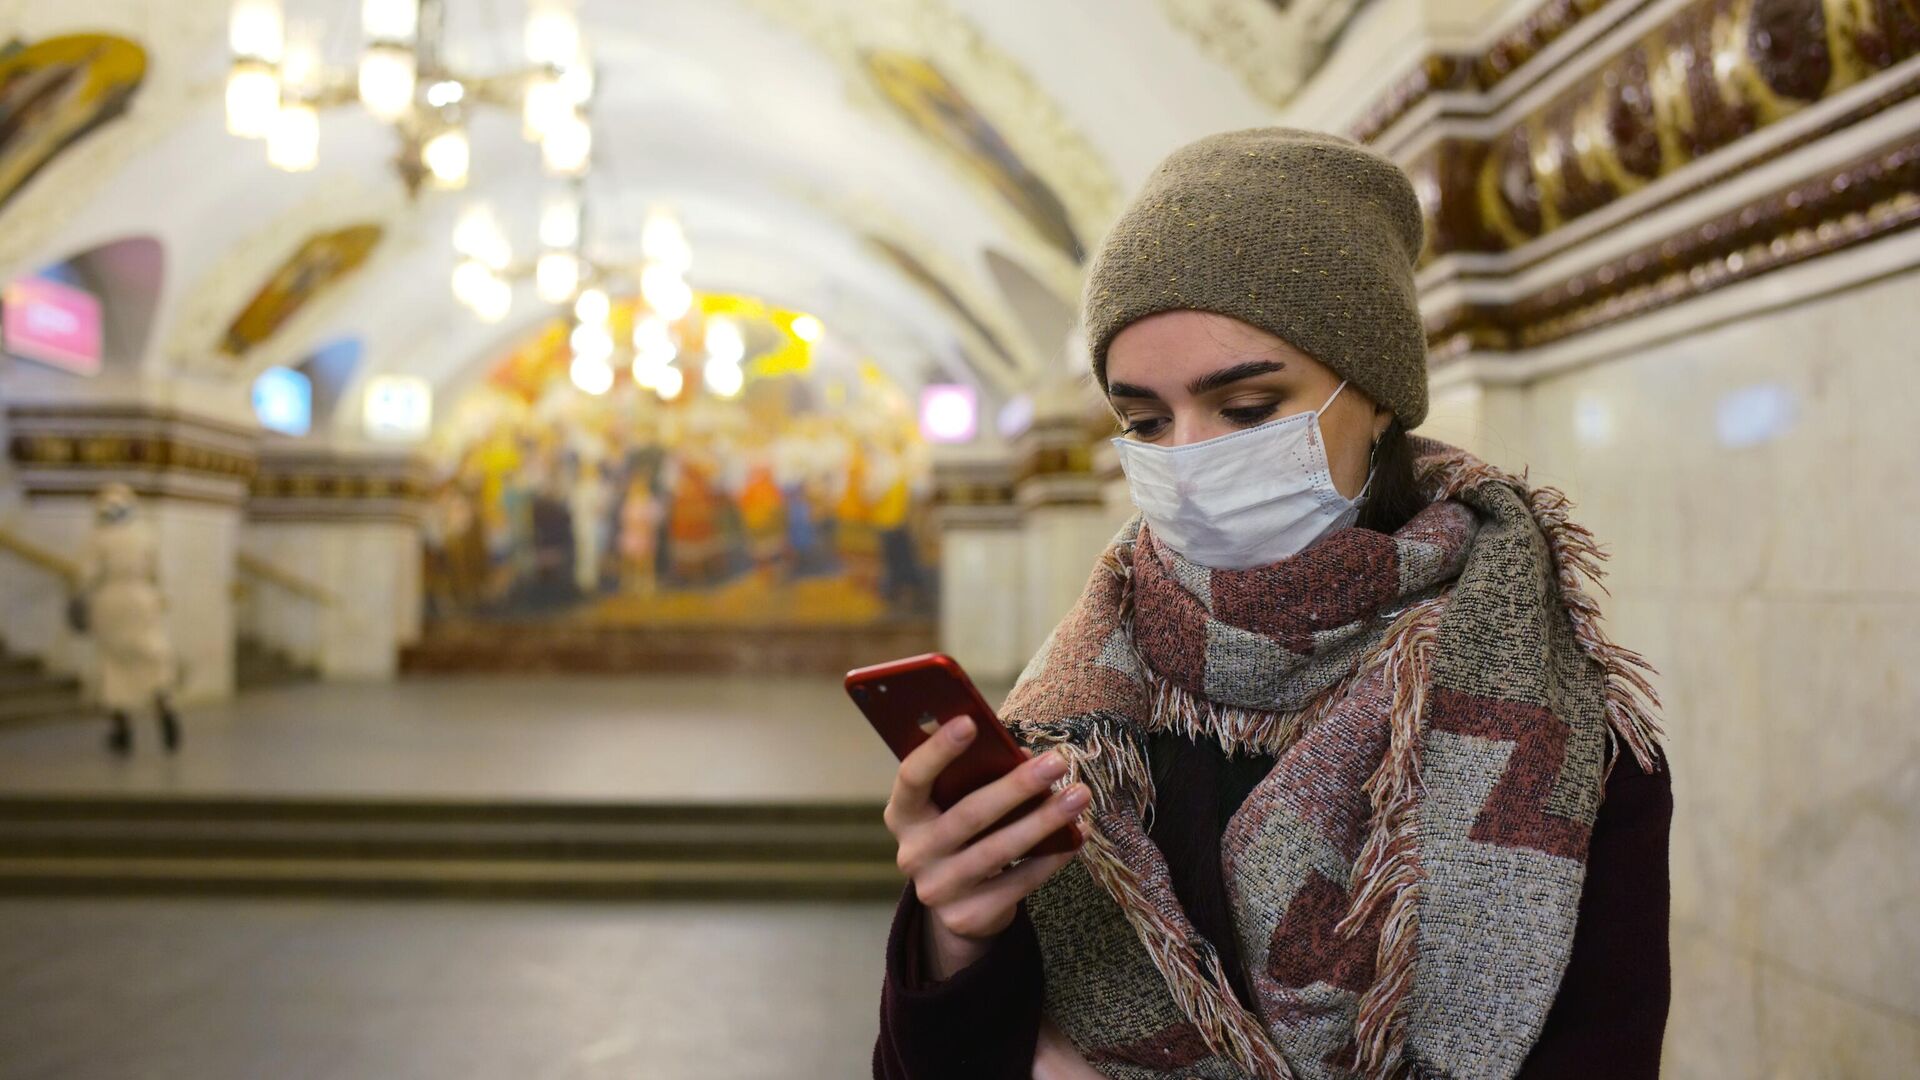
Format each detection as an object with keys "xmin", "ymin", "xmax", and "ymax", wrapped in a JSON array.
[{"xmin": 851, "ymin": 687, "xmax": 869, "ymax": 704}]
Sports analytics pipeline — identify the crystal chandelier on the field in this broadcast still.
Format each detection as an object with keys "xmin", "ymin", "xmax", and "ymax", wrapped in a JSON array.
[
  {"xmin": 450, "ymin": 190, "xmax": 701, "ymax": 400},
  {"xmin": 226, "ymin": 0, "xmax": 593, "ymax": 194}
]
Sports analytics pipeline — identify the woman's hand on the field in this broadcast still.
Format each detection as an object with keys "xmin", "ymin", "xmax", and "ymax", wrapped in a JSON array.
[
  {"xmin": 883, "ymin": 715, "xmax": 1089, "ymax": 980},
  {"xmin": 1032, "ymin": 1018, "xmax": 1106, "ymax": 1079}
]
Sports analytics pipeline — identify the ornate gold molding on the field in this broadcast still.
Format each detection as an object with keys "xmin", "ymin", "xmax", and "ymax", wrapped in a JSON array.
[
  {"xmin": 5, "ymin": 403, "xmax": 258, "ymax": 505},
  {"xmin": 249, "ymin": 447, "xmax": 428, "ymax": 524},
  {"xmin": 1427, "ymin": 135, "xmax": 1920, "ymax": 359},
  {"xmin": 1375, "ymin": 0, "xmax": 1919, "ymax": 258},
  {"xmin": 1349, "ymin": 0, "xmax": 1638, "ymax": 146}
]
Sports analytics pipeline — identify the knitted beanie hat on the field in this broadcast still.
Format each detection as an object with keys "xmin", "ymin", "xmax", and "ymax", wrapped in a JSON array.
[{"xmin": 1082, "ymin": 127, "xmax": 1431, "ymax": 427}]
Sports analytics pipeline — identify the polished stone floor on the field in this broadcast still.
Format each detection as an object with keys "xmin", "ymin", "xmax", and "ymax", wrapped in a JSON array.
[
  {"xmin": 0, "ymin": 676, "xmax": 912, "ymax": 803},
  {"xmin": 0, "ymin": 896, "xmax": 894, "ymax": 1080},
  {"xmin": 0, "ymin": 676, "xmax": 935, "ymax": 1078}
]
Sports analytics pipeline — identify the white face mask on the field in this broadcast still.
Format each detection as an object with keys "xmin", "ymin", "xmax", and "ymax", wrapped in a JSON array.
[{"xmin": 1112, "ymin": 382, "xmax": 1368, "ymax": 570}]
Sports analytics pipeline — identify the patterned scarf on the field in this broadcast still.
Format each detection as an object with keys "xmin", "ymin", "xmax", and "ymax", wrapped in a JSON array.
[{"xmin": 1002, "ymin": 440, "xmax": 1664, "ymax": 1080}]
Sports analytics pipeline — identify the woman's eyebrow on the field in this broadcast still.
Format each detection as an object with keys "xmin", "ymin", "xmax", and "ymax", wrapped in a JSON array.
[
  {"xmin": 1107, "ymin": 360, "xmax": 1287, "ymax": 403},
  {"xmin": 1187, "ymin": 360, "xmax": 1286, "ymax": 396},
  {"xmin": 1106, "ymin": 381, "xmax": 1161, "ymax": 401}
]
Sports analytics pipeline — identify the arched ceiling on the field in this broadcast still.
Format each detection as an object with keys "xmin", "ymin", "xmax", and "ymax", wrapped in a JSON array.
[{"xmin": 0, "ymin": 0, "xmax": 1361, "ymax": 434}]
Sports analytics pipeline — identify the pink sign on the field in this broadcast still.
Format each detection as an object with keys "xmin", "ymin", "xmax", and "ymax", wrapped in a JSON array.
[{"xmin": 3, "ymin": 276, "xmax": 103, "ymax": 375}]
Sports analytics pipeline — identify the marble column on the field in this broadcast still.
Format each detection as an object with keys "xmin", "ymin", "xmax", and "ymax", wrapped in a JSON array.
[
  {"xmin": 244, "ymin": 443, "xmax": 426, "ymax": 680},
  {"xmin": 1013, "ymin": 391, "xmax": 1116, "ymax": 662},
  {"xmin": 4, "ymin": 401, "xmax": 255, "ymax": 702},
  {"xmin": 929, "ymin": 454, "xmax": 1025, "ymax": 685}
]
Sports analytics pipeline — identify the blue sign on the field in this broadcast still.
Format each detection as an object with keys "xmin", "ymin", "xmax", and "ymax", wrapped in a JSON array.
[{"xmin": 253, "ymin": 366, "xmax": 312, "ymax": 436}]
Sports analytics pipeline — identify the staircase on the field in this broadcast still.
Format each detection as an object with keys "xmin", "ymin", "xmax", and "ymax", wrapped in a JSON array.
[
  {"xmin": 0, "ymin": 639, "xmax": 89, "ymax": 729},
  {"xmin": 0, "ymin": 795, "xmax": 901, "ymax": 901},
  {"xmin": 235, "ymin": 635, "xmax": 318, "ymax": 690}
]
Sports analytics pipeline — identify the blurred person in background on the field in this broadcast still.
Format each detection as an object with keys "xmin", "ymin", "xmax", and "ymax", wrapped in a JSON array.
[{"xmin": 79, "ymin": 483, "xmax": 181, "ymax": 754}]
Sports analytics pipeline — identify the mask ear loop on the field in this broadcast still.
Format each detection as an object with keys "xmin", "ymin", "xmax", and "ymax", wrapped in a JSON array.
[{"xmin": 1354, "ymin": 425, "xmax": 1383, "ymax": 506}]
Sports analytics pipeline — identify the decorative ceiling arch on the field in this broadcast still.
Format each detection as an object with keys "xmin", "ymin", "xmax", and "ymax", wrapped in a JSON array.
[
  {"xmin": 0, "ymin": 5, "xmax": 224, "ymax": 280},
  {"xmin": 744, "ymin": 0, "xmax": 1120, "ymax": 300},
  {"xmin": 164, "ymin": 177, "xmax": 409, "ymax": 379},
  {"xmin": 1155, "ymin": 0, "xmax": 1369, "ymax": 108},
  {"xmin": 982, "ymin": 249, "xmax": 1076, "ymax": 369}
]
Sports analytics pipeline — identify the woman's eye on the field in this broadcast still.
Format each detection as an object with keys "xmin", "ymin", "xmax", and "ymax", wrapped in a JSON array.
[
  {"xmin": 1221, "ymin": 403, "xmax": 1279, "ymax": 426},
  {"xmin": 1121, "ymin": 417, "xmax": 1168, "ymax": 439}
]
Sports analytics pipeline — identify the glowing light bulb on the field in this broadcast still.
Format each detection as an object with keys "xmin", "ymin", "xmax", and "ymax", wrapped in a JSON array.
[
  {"xmin": 654, "ymin": 364, "xmax": 685, "ymax": 401},
  {"xmin": 704, "ymin": 316, "xmax": 745, "ymax": 366},
  {"xmin": 573, "ymin": 287, "xmax": 610, "ymax": 326},
  {"xmin": 536, "ymin": 251, "xmax": 581, "ymax": 303},
  {"xmin": 569, "ymin": 321, "xmax": 613, "ymax": 363},
  {"xmin": 226, "ymin": 61, "xmax": 280, "ymax": 138},
  {"xmin": 358, "ymin": 46, "xmax": 416, "ymax": 122},
  {"xmin": 640, "ymin": 264, "xmax": 691, "ymax": 321},
  {"xmin": 423, "ymin": 127, "xmax": 470, "ymax": 189},
  {"xmin": 704, "ymin": 359, "xmax": 743, "ymax": 398},
  {"xmin": 525, "ymin": 2, "xmax": 580, "ymax": 67},
  {"xmin": 540, "ymin": 112, "xmax": 591, "ymax": 175},
  {"xmin": 569, "ymin": 353, "xmax": 613, "ymax": 395},
  {"xmin": 230, "ymin": 0, "xmax": 285, "ymax": 61},
  {"xmin": 362, "ymin": 0, "xmax": 419, "ymax": 41},
  {"xmin": 641, "ymin": 207, "xmax": 691, "ymax": 273},
  {"xmin": 790, "ymin": 314, "xmax": 824, "ymax": 343},
  {"xmin": 266, "ymin": 102, "xmax": 319, "ymax": 172},
  {"xmin": 453, "ymin": 204, "xmax": 510, "ymax": 270},
  {"xmin": 632, "ymin": 315, "xmax": 675, "ymax": 360}
]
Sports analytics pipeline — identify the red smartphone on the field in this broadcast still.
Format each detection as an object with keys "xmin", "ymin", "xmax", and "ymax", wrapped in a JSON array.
[{"xmin": 846, "ymin": 652, "xmax": 1081, "ymax": 857}]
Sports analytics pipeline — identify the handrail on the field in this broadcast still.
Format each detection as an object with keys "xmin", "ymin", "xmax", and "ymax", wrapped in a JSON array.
[
  {"xmin": 235, "ymin": 552, "xmax": 334, "ymax": 606},
  {"xmin": 0, "ymin": 525, "xmax": 82, "ymax": 589}
]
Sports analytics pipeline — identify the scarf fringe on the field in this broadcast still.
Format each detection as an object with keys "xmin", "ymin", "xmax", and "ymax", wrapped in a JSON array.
[
  {"xmin": 1075, "ymin": 815, "xmax": 1300, "ymax": 1080},
  {"xmin": 1337, "ymin": 598, "xmax": 1445, "ymax": 1079},
  {"xmin": 1418, "ymin": 450, "xmax": 1667, "ymax": 776}
]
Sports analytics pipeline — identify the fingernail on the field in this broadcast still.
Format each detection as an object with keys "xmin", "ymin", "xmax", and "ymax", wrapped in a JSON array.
[
  {"xmin": 1035, "ymin": 752, "xmax": 1068, "ymax": 778},
  {"xmin": 1062, "ymin": 784, "xmax": 1091, "ymax": 809},
  {"xmin": 947, "ymin": 717, "xmax": 975, "ymax": 742}
]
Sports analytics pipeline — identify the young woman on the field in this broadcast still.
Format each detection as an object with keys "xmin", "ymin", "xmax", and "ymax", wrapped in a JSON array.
[
  {"xmin": 872, "ymin": 128, "xmax": 1671, "ymax": 1080},
  {"xmin": 81, "ymin": 483, "xmax": 182, "ymax": 754}
]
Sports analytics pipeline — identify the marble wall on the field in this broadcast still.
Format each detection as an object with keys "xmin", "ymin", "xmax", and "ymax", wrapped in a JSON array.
[
  {"xmin": 242, "ymin": 521, "xmax": 421, "ymax": 681},
  {"xmin": 1434, "ymin": 266, "xmax": 1920, "ymax": 1075}
]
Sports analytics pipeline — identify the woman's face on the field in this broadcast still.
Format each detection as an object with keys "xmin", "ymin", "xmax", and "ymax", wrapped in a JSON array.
[{"xmin": 1105, "ymin": 310, "xmax": 1390, "ymax": 500}]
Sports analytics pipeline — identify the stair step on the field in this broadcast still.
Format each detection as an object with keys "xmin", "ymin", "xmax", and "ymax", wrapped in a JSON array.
[
  {"xmin": 0, "ymin": 688, "xmax": 89, "ymax": 725},
  {"xmin": 0, "ymin": 654, "xmax": 47, "ymax": 677},
  {"xmin": 0, "ymin": 820, "xmax": 897, "ymax": 863},
  {"xmin": 0, "ymin": 796, "xmax": 885, "ymax": 825},
  {"xmin": 0, "ymin": 796, "xmax": 901, "ymax": 900},
  {"xmin": 0, "ymin": 856, "xmax": 904, "ymax": 901},
  {"xmin": 0, "ymin": 671, "xmax": 80, "ymax": 695}
]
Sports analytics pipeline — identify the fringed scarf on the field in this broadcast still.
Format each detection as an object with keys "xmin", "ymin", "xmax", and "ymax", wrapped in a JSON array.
[{"xmin": 1002, "ymin": 439, "xmax": 1664, "ymax": 1080}]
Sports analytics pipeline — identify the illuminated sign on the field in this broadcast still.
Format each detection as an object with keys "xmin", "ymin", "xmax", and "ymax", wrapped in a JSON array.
[
  {"xmin": 363, "ymin": 375, "xmax": 433, "ymax": 442},
  {"xmin": 919, "ymin": 384, "xmax": 978, "ymax": 444},
  {"xmin": 252, "ymin": 366, "xmax": 312, "ymax": 436},
  {"xmin": 2, "ymin": 275, "xmax": 103, "ymax": 375}
]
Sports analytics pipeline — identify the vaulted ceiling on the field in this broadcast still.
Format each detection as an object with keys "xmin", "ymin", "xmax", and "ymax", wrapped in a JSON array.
[{"xmin": 0, "ymin": 0, "xmax": 1360, "ymax": 432}]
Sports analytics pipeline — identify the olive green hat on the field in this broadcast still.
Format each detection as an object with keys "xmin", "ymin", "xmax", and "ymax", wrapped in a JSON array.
[{"xmin": 1082, "ymin": 127, "xmax": 1431, "ymax": 427}]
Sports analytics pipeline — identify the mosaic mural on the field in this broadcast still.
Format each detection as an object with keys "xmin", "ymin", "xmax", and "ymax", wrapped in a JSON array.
[
  {"xmin": 221, "ymin": 224, "xmax": 383, "ymax": 358},
  {"xmin": 423, "ymin": 295, "xmax": 937, "ymax": 627},
  {"xmin": 0, "ymin": 33, "xmax": 147, "ymax": 212}
]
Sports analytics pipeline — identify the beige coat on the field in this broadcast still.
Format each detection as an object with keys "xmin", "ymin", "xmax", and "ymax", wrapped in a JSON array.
[{"xmin": 83, "ymin": 518, "xmax": 177, "ymax": 710}]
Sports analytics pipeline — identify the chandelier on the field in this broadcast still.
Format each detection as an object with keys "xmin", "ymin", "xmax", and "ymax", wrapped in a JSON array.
[
  {"xmin": 450, "ymin": 189, "xmax": 711, "ymax": 402},
  {"xmin": 225, "ymin": 0, "xmax": 594, "ymax": 193}
]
